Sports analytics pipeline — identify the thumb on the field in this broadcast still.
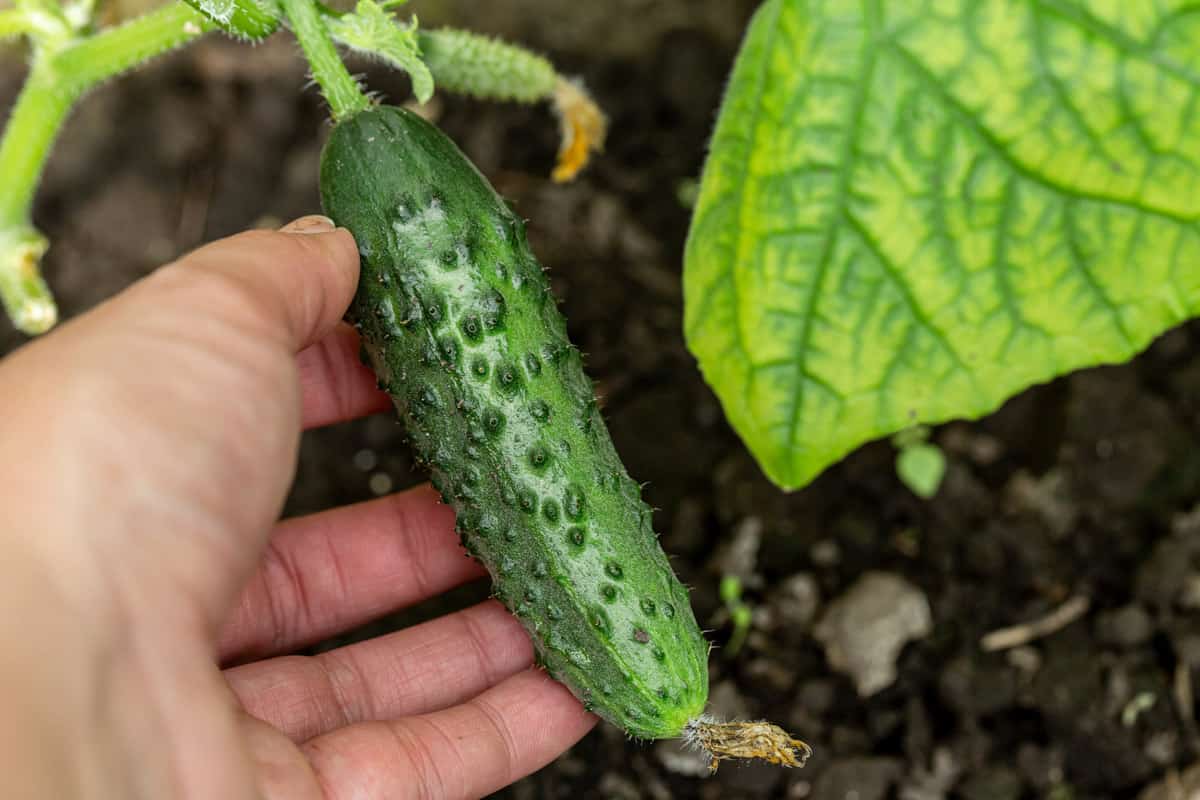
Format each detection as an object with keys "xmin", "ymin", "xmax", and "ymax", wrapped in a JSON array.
[
  {"xmin": 146, "ymin": 215, "xmax": 360, "ymax": 353},
  {"xmin": 0, "ymin": 217, "xmax": 361, "ymax": 633}
]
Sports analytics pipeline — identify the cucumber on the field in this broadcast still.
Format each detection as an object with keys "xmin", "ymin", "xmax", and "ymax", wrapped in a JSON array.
[{"xmin": 318, "ymin": 106, "xmax": 709, "ymax": 739}]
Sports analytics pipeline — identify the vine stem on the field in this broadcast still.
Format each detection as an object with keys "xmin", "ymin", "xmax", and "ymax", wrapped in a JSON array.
[
  {"xmin": 0, "ymin": 1, "xmax": 209, "ymax": 333},
  {"xmin": 0, "ymin": 59, "xmax": 80, "ymax": 236},
  {"xmin": 0, "ymin": 9, "xmax": 36, "ymax": 39},
  {"xmin": 280, "ymin": 0, "xmax": 369, "ymax": 121},
  {"xmin": 53, "ymin": 2, "xmax": 209, "ymax": 85}
]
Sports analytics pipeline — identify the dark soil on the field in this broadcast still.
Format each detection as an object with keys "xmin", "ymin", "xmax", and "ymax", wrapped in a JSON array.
[{"xmin": 3, "ymin": 3, "xmax": 1199, "ymax": 797}]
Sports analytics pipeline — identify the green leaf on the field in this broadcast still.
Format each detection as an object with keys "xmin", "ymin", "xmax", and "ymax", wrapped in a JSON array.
[
  {"xmin": 684, "ymin": 0, "xmax": 1200, "ymax": 490},
  {"xmin": 719, "ymin": 575, "xmax": 744, "ymax": 604},
  {"xmin": 895, "ymin": 442, "xmax": 946, "ymax": 500},
  {"xmin": 327, "ymin": 0, "xmax": 434, "ymax": 103}
]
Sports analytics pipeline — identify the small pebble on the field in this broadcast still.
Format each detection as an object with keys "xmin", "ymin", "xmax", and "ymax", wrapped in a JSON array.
[
  {"xmin": 969, "ymin": 433, "xmax": 1004, "ymax": 465},
  {"xmin": 1005, "ymin": 469, "xmax": 1077, "ymax": 539},
  {"xmin": 368, "ymin": 472, "xmax": 393, "ymax": 495},
  {"xmin": 1096, "ymin": 604, "xmax": 1155, "ymax": 649},
  {"xmin": 787, "ymin": 779, "xmax": 812, "ymax": 799},
  {"xmin": 352, "ymin": 448, "xmax": 378, "ymax": 471},
  {"xmin": 810, "ymin": 539, "xmax": 841, "ymax": 567},
  {"xmin": 814, "ymin": 572, "xmax": 933, "ymax": 696},
  {"xmin": 1006, "ymin": 646, "xmax": 1042, "ymax": 675},
  {"xmin": 1143, "ymin": 731, "xmax": 1179, "ymax": 766},
  {"xmin": 770, "ymin": 572, "xmax": 821, "ymax": 631},
  {"xmin": 654, "ymin": 740, "xmax": 710, "ymax": 778}
]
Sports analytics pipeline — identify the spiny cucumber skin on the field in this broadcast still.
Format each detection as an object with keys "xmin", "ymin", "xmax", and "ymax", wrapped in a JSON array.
[
  {"xmin": 319, "ymin": 106, "xmax": 708, "ymax": 740},
  {"xmin": 181, "ymin": 0, "xmax": 278, "ymax": 41}
]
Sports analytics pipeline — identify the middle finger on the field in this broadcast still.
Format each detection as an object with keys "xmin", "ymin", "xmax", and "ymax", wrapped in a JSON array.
[
  {"xmin": 217, "ymin": 484, "xmax": 487, "ymax": 665},
  {"xmin": 224, "ymin": 599, "xmax": 532, "ymax": 742}
]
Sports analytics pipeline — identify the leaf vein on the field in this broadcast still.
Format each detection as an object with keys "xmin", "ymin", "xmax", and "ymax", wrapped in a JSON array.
[
  {"xmin": 841, "ymin": 210, "xmax": 973, "ymax": 375},
  {"xmin": 886, "ymin": 39, "xmax": 1199, "ymax": 225},
  {"xmin": 780, "ymin": 1, "xmax": 880, "ymax": 477}
]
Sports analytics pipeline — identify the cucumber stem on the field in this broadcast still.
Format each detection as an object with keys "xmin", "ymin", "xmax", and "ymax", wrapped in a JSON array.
[
  {"xmin": 683, "ymin": 717, "xmax": 812, "ymax": 773},
  {"xmin": 0, "ymin": 229, "xmax": 54, "ymax": 334},
  {"xmin": 52, "ymin": 2, "xmax": 209, "ymax": 82},
  {"xmin": 0, "ymin": 9, "xmax": 37, "ymax": 39},
  {"xmin": 0, "ymin": 2, "xmax": 209, "ymax": 333},
  {"xmin": 0, "ymin": 3, "xmax": 208, "ymax": 231},
  {"xmin": 0, "ymin": 58, "xmax": 78, "ymax": 238},
  {"xmin": 280, "ymin": 0, "xmax": 369, "ymax": 122}
]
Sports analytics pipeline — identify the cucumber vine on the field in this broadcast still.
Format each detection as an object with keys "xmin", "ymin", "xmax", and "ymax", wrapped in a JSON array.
[
  {"xmin": 0, "ymin": 0, "xmax": 606, "ymax": 335},
  {"xmin": 279, "ymin": 0, "xmax": 369, "ymax": 121},
  {"xmin": 0, "ymin": 1, "xmax": 210, "ymax": 333}
]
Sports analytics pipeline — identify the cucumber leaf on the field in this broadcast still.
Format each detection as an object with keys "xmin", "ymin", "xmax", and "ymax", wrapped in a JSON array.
[
  {"xmin": 684, "ymin": 0, "xmax": 1200, "ymax": 490},
  {"xmin": 327, "ymin": 0, "xmax": 434, "ymax": 103},
  {"xmin": 896, "ymin": 442, "xmax": 946, "ymax": 500}
]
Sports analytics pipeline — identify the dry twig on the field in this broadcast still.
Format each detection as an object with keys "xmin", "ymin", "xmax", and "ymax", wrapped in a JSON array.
[{"xmin": 980, "ymin": 595, "xmax": 1090, "ymax": 652}]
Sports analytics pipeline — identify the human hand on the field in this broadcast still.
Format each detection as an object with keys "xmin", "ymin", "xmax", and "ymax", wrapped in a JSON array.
[{"xmin": 0, "ymin": 217, "xmax": 596, "ymax": 799}]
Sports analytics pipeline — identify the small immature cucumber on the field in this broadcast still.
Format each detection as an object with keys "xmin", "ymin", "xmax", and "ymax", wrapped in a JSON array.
[{"xmin": 318, "ymin": 106, "xmax": 709, "ymax": 739}]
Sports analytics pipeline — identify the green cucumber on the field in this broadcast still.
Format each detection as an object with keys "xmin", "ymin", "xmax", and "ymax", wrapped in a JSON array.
[{"xmin": 318, "ymin": 106, "xmax": 709, "ymax": 739}]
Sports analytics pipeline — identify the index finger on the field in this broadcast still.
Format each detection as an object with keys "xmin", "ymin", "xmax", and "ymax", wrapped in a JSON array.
[{"xmin": 296, "ymin": 323, "xmax": 393, "ymax": 430}]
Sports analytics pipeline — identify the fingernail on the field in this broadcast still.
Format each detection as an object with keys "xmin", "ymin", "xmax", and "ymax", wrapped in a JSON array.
[{"xmin": 281, "ymin": 215, "xmax": 337, "ymax": 234}]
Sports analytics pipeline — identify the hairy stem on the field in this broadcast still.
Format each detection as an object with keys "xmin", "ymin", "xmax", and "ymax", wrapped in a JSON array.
[
  {"xmin": 53, "ymin": 2, "xmax": 209, "ymax": 86},
  {"xmin": 0, "ymin": 58, "xmax": 77, "ymax": 234},
  {"xmin": 0, "ymin": 229, "xmax": 53, "ymax": 334},
  {"xmin": 0, "ymin": 1, "xmax": 210, "ymax": 332},
  {"xmin": 0, "ymin": 61, "xmax": 56, "ymax": 333},
  {"xmin": 319, "ymin": 13, "xmax": 606, "ymax": 181},
  {"xmin": 0, "ymin": 3, "xmax": 208, "ymax": 229},
  {"xmin": 0, "ymin": 2, "xmax": 208, "ymax": 231},
  {"xmin": 280, "ymin": 0, "xmax": 368, "ymax": 121},
  {"xmin": 0, "ymin": 9, "xmax": 36, "ymax": 39}
]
